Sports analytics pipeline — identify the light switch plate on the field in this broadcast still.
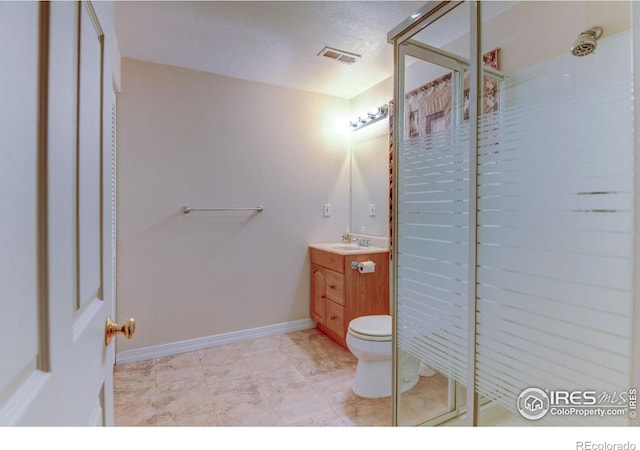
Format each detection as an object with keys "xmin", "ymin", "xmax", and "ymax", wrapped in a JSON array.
[
  {"xmin": 323, "ymin": 203, "xmax": 331, "ymax": 217},
  {"xmin": 368, "ymin": 204, "xmax": 376, "ymax": 216}
]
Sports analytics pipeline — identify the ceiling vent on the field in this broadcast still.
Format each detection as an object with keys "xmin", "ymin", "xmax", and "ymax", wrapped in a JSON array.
[{"xmin": 317, "ymin": 46, "xmax": 361, "ymax": 65}]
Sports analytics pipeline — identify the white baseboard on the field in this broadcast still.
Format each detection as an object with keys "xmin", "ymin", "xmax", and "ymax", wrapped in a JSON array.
[{"xmin": 115, "ymin": 319, "xmax": 316, "ymax": 364}]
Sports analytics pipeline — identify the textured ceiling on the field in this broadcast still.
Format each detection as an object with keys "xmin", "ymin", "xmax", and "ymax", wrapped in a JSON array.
[{"xmin": 114, "ymin": 1, "xmax": 426, "ymax": 99}]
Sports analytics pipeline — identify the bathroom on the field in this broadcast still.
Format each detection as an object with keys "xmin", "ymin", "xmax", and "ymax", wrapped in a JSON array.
[
  {"xmin": 111, "ymin": 0, "xmax": 638, "ymax": 432},
  {"xmin": 113, "ymin": 0, "xmax": 428, "ymax": 426}
]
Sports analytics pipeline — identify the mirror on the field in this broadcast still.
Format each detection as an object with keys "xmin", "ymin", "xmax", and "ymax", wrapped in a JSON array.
[{"xmin": 349, "ymin": 81, "xmax": 393, "ymax": 238}]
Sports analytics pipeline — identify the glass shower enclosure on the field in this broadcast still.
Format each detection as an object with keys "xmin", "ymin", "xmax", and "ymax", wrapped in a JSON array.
[{"xmin": 388, "ymin": 0, "xmax": 638, "ymax": 427}]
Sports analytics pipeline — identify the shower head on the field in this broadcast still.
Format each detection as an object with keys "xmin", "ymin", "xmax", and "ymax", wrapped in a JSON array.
[{"xmin": 570, "ymin": 26, "xmax": 603, "ymax": 57}]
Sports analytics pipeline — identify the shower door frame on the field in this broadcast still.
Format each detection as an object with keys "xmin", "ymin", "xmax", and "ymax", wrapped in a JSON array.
[
  {"xmin": 394, "ymin": 41, "xmax": 474, "ymax": 426},
  {"xmin": 389, "ymin": 0, "xmax": 640, "ymax": 427},
  {"xmin": 389, "ymin": 0, "xmax": 481, "ymax": 426}
]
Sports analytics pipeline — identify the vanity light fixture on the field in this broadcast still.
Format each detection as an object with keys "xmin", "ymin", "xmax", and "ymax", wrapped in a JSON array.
[{"xmin": 349, "ymin": 104, "xmax": 389, "ymax": 131}]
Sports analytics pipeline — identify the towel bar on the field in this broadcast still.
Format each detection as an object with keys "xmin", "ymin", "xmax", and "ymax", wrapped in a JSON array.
[{"xmin": 181, "ymin": 205, "xmax": 264, "ymax": 214}]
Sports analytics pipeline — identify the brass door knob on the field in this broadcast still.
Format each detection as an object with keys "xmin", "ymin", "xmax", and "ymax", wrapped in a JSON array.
[{"xmin": 105, "ymin": 316, "xmax": 135, "ymax": 345}]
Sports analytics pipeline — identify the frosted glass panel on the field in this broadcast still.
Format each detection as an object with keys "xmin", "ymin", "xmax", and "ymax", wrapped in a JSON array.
[
  {"xmin": 475, "ymin": 29, "xmax": 633, "ymax": 426},
  {"xmin": 397, "ymin": 125, "xmax": 471, "ymax": 384},
  {"xmin": 397, "ymin": 55, "xmax": 470, "ymax": 388}
]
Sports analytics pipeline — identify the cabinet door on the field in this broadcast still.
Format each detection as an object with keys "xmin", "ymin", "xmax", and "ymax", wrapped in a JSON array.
[
  {"xmin": 310, "ymin": 264, "xmax": 326, "ymax": 323},
  {"xmin": 325, "ymin": 269, "xmax": 345, "ymax": 306},
  {"xmin": 325, "ymin": 300, "xmax": 346, "ymax": 340}
]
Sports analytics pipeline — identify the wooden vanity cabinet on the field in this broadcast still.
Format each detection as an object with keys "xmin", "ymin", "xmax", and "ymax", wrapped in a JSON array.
[{"xmin": 310, "ymin": 247, "xmax": 390, "ymax": 349}]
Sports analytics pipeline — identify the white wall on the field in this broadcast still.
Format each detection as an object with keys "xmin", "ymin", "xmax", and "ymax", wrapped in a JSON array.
[{"xmin": 116, "ymin": 58, "xmax": 350, "ymax": 352}]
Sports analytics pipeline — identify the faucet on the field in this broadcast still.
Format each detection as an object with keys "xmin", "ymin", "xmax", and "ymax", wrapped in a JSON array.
[{"xmin": 352, "ymin": 236, "xmax": 370, "ymax": 247}]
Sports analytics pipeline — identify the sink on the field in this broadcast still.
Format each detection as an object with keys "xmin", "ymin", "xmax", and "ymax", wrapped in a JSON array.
[
  {"xmin": 310, "ymin": 242, "xmax": 388, "ymax": 255},
  {"xmin": 330, "ymin": 244, "xmax": 363, "ymax": 252}
]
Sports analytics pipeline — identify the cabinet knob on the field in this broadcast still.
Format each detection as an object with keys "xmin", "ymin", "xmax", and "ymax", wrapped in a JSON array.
[
  {"xmin": 329, "ymin": 284, "xmax": 336, "ymax": 289},
  {"xmin": 321, "ymin": 294, "xmax": 326, "ymax": 299},
  {"xmin": 329, "ymin": 315, "xmax": 336, "ymax": 320}
]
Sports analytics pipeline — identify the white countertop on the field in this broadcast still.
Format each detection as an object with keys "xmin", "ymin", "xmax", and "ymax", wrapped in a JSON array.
[{"xmin": 309, "ymin": 242, "xmax": 389, "ymax": 255}]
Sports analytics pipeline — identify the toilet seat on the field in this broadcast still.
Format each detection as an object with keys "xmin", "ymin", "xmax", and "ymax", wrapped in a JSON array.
[
  {"xmin": 346, "ymin": 314, "xmax": 420, "ymax": 398},
  {"xmin": 348, "ymin": 315, "xmax": 392, "ymax": 342}
]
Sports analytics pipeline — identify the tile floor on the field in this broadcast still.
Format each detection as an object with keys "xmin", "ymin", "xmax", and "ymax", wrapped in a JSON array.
[{"xmin": 114, "ymin": 327, "xmax": 450, "ymax": 426}]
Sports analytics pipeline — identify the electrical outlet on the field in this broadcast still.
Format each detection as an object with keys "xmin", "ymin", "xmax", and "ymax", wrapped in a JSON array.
[
  {"xmin": 323, "ymin": 203, "xmax": 331, "ymax": 217},
  {"xmin": 368, "ymin": 204, "xmax": 376, "ymax": 217}
]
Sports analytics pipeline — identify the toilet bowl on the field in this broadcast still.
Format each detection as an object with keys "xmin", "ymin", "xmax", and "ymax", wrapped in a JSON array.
[{"xmin": 346, "ymin": 314, "xmax": 420, "ymax": 398}]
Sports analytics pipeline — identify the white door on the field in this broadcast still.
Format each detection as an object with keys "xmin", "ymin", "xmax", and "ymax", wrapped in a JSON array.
[{"xmin": 0, "ymin": 1, "xmax": 126, "ymax": 426}]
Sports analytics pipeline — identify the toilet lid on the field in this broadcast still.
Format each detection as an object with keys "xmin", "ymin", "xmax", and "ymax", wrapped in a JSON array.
[{"xmin": 348, "ymin": 315, "xmax": 392, "ymax": 342}]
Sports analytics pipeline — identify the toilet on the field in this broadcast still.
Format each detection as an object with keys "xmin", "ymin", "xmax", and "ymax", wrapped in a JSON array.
[{"xmin": 346, "ymin": 314, "xmax": 420, "ymax": 398}]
